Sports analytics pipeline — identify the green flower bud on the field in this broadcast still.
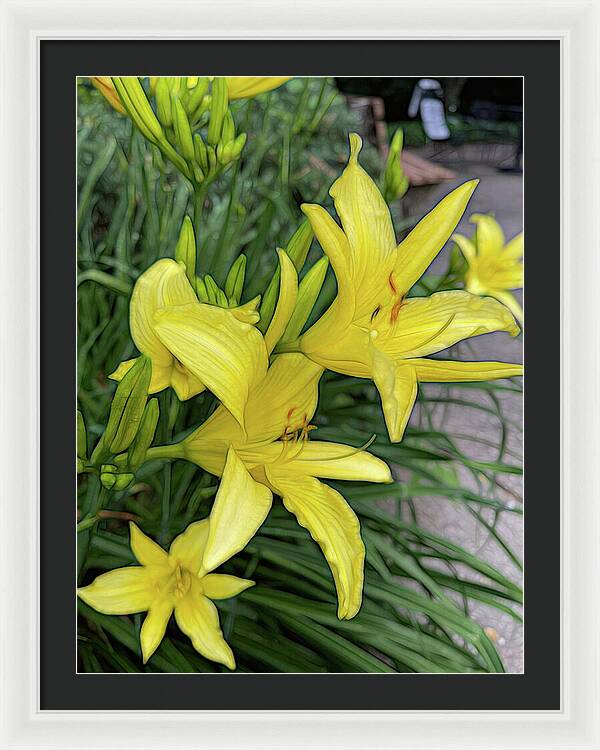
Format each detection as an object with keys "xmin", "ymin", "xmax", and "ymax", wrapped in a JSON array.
[
  {"xmin": 230, "ymin": 132, "xmax": 247, "ymax": 159},
  {"xmin": 172, "ymin": 95, "xmax": 195, "ymax": 162},
  {"xmin": 113, "ymin": 473, "xmax": 135, "ymax": 492},
  {"xmin": 187, "ymin": 77, "xmax": 210, "ymax": 114},
  {"xmin": 221, "ymin": 111, "xmax": 235, "ymax": 145},
  {"xmin": 77, "ymin": 410, "xmax": 87, "ymax": 459},
  {"xmin": 155, "ymin": 77, "xmax": 173, "ymax": 127},
  {"xmin": 224, "ymin": 254, "xmax": 247, "ymax": 304},
  {"xmin": 128, "ymin": 398, "xmax": 160, "ymax": 471},
  {"xmin": 77, "ymin": 457, "xmax": 85, "ymax": 474},
  {"xmin": 193, "ymin": 134, "xmax": 209, "ymax": 172},
  {"xmin": 207, "ymin": 77, "xmax": 228, "ymax": 146},
  {"xmin": 105, "ymin": 356, "xmax": 152, "ymax": 454},
  {"xmin": 258, "ymin": 220, "xmax": 314, "ymax": 332},
  {"xmin": 281, "ymin": 256, "xmax": 329, "ymax": 342},
  {"xmin": 382, "ymin": 127, "xmax": 409, "ymax": 203},
  {"xmin": 112, "ymin": 77, "xmax": 164, "ymax": 145},
  {"xmin": 175, "ymin": 215, "xmax": 197, "ymax": 284},
  {"xmin": 100, "ymin": 473, "xmax": 117, "ymax": 490}
]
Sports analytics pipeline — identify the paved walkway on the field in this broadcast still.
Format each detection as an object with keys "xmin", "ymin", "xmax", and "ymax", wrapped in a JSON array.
[{"xmin": 402, "ymin": 147, "xmax": 523, "ymax": 672}]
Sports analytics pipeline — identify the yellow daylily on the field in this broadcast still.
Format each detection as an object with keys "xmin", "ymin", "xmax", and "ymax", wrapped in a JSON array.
[
  {"xmin": 110, "ymin": 258, "xmax": 268, "ymax": 429},
  {"xmin": 452, "ymin": 214, "xmax": 524, "ymax": 325},
  {"xmin": 89, "ymin": 76, "xmax": 126, "ymax": 114},
  {"xmin": 297, "ymin": 134, "xmax": 523, "ymax": 443},
  {"xmin": 224, "ymin": 77, "xmax": 291, "ymax": 100},
  {"xmin": 160, "ymin": 351, "xmax": 392, "ymax": 621},
  {"xmin": 78, "ymin": 520, "xmax": 252, "ymax": 668}
]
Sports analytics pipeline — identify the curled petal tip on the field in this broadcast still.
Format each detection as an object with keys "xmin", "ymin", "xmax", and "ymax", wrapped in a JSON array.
[{"xmin": 348, "ymin": 132, "xmax": 363, "ymax": 162}]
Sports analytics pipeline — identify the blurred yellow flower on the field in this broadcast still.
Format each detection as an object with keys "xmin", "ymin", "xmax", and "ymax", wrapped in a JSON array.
[
  {"xmin": 110, "ymin": 258, "xmax": 268, "ymax": 430},
  {"xmin": 453, "ymin": 214, "xmax": 524, "ymax": 325},
  {"xmin": 166, "ymin": 349, "xmax": 391, "ymax": 621},
  {"xmin": 224, "ymin": 77, "xmax": 291, "ymax": 100},
  {"xmin": 298, "ymin": 134, "xmax": 523, "ymax": 443},
  {"xmin": 89, "ymin": 76, "xmax": 125, "ymax": 114},
  {"xmin": 78, "ymin": 521, "xmax": 252, "ymax": 667}
]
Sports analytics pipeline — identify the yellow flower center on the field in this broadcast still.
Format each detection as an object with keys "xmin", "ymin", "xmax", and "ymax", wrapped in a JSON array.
[
  {"xmin": 280, "ymin": 406, "xmax": 316, "ymax": 442},
  {"xmin": 167, "ymin": 562, "xmax": 193, "ymax": 599}
]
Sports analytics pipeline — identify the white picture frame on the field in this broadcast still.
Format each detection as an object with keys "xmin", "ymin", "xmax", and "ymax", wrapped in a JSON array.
[{"xmin": 1, "ymin": 0, "xmax": 598, "ymax": 747}]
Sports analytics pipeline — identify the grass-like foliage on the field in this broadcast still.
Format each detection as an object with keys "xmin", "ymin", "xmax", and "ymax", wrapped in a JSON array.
[{"xmin": 77, "ymin": 77, "xmax": 522, "ymax": 673}]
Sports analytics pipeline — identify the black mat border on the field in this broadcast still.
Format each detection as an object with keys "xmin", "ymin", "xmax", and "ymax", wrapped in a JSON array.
[{"xmin": 41, "ymin": 39, "xmax": 560, "ymax": 711}]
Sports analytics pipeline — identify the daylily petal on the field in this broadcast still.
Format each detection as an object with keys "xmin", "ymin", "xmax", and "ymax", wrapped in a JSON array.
[
  {"xmin": 489, "ymin": 289, "xmax": 524, "ymax": 326},
  {"xmin": 202, "ymin": 574, "xmax": 255, "ymax": 600},
  {"xmin": 395, "ymin": 180, "xmax": 478, "ymax": 294},
  {"xmin": 330, "ymin": 133, "xmax": 396, "ymax": 270},
  {"xmin": 301, "ymin": 323, "xmax": 371, "ymax": 378},
  {"xmin": 226, "ymin": 76, "xmax": 291, "ymax": 100},
  {"xmin": 174, "ymin": 580, "xmax": 235, "ymax": 669},
  {"xmin": 130, "ymin": 259, "xmax": 197, "ymax": 367},
  {"xmin": 264, "ymin": 249, "xmax": 298, "ymax": 354},
  {"xmin": 77, "ymin": 566, "xmax": 154, "ymax": 614},
  {"xmin": 168, "ymin": 365, "xmax": 205, "ymax": 401},
  {"xmin": 154, "ymin": 302, "xmax": 268, "ymax": 430},
  {"xmin": 471, "ymin": 213, "xmax": 505, "ymax": 257},
  {"xmin": 140, "ymin": 597, "xmax": 174, "ymax": 664},
  {"xmin": 267, "ymin": 469, "xmax": 364, "ymax": 620},
  {"xmin": 244, "ymin": 353, "xmax": 324, "ymax": 444},
  {"xmin": 280, "ymin": 441, "xmax": 392, "ymax": 483},
  {"xmin": 382, "ymin": 290, "xmax": 519, "ymax": 359},
  {"xmin": 452, "ymin": 233, "xmax": 477, "ymax": 264},
  {"xmin": 202, "ymin": 447, "xmax": 273, "ymax": 573},
  {"xmin": 372, "ymin": 350, "xmax": 418, "ymax": 443},
  {"xmin": 503, "ymin": 233, "xmax": 524, "ymax": 261},
  {"xmin": 169, "ymin": 519, "xmax": 210, "ymax": 576},
  {"xmin": 129, "ymin": 522, "xmax": 169, "ymax": 566},
  {"xmin": 412, "ymin": 357, "xmax": 523, "ymax": 382}
]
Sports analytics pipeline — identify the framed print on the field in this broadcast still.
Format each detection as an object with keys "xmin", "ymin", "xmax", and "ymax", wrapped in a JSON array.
[{"xmin": 1, "ymin": 1, "xmax": 599, "ymax": 748}]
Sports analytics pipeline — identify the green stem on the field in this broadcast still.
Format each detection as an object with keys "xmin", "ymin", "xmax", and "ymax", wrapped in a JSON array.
[
  {"xmin": 145, "ymin": 443, "xmax": 184, "ymax": 462},
  {"xmin": 193, "ymin": 182, "xmax": 208, "ymax": 270}
]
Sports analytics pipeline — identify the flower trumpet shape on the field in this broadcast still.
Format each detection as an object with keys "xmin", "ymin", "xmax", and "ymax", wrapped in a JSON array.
[
  {"xmin": 225, "ymin": 77, "xmax": 291, "ymax": 100},
  {"xmin": 298, "ymin": 134, "xmax": 523, "ymax": 443},
  {"xmin": 110, "ymin": 258, "xmax": 268, "ymax": 430},
  {"xmin": 78, "ymin": 520, "xmax": 253, "ymax": 668},
  {"xmin": 452, "ymin": 214, "xmax": 524, "ymax": 325},
  {"xmin": 166, "ymin": 352, "xmax": 392, "ymax": 620}
]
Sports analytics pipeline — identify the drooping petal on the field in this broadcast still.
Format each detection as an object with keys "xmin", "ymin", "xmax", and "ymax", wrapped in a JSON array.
[
  {"xmin": 394, "ymin": 180, "xmax": 478, "ymax": 294},
  {"xmin": 382, "ymin": 290, "xmax": 520, "ymax": 360},
  {"xmin": 489, "ymin": 289, "xmax": 524, "ymax": 326},
  {"xmin": 202, "ymin": 574, "xmax": 255, "ymax": 600},
  {"xmin": 280, "ymin": 441, "xmax": 392, "ymax": 483},
  {"xmin": 371, "ymin": 350, "xmax": 418, "ymax": 443},
  {"xmin": 154, "ymin": 302, "xmax": 268, "ymax": 430},
  {"xmin": 77, "ymin": 567, "xmax": 155, "ymax": 614},
  {"xmin": 244, "ymin": 353, "xmax": 324, "ymax": 444},
  {"xmin": 471, "ymin": 213, "xmax": 505, "ymax": 257},
  {"xmin": 412, "ymin": 357, "xmax": 523, "ymax": 382},
  {"xmin": 174, "ymin": 580, "xmax": 235, "ymax": 669},
  {"xmin": 130, "ymin": 259, "xmax": 197, "ymax": 368},
  {"xmin": 168, "ymin": 364, "xmax": 206, "ymax": 401},
  {"xmin": 226, "ymin": 76, "xmax": 291, "ymax": 100},
  {"xmin": 264, "ymin": 249, "xmax": 298, "ymax": 354},
  {"xmin": 129, "ymin": 522, "xmax": 169, "ymax": 566},
  {"xmin": 140, "ymin": 597, "xmax": 174, "ymax": 664},
  {"xmin": 169, "ymin": 519, "xmax": 210, "ymax": 576},
  {"xmin": 202, "ymin": 447, "xmax": 272, "ymax": 573},
  {"xmin": 267, "ymin": 468, "xmax": 365, "ymax": 620}
]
